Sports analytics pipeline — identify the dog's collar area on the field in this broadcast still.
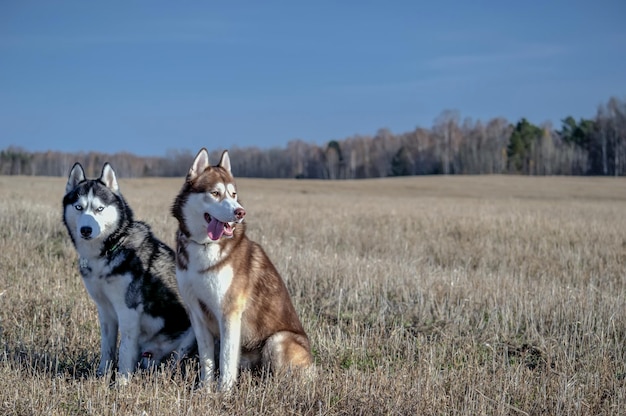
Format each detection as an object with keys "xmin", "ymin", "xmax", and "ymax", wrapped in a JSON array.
[
  {"xmin": 180, "ymin": 232, "xmax": 224, "ymax": 248},
  {"xmin": 104, "ymin": 237, "xmax": 126, "ymax": 258},
  {"xmin": 190, "ymin": 237, "xmax": 215, "ymax": 248}
]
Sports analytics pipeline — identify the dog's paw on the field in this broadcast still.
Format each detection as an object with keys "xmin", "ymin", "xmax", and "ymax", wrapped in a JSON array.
[
  {"xmin": 96, "ymin": 360, "xmax": 115, "ymax": 378},
  {"xmin": 218, "ymin": 378, "xmax": 236, "ymax": 394},
  {"xmin": 115, "ymin": 373, "xmax": 132, "ymax": 388},
  {"xmin": 96, "ymin": 367, "xmax": 109, "ymax": 378}
]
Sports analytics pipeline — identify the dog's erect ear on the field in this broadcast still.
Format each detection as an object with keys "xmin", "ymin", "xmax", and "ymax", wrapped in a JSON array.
[
  {"xmin": 99, "ymin": 163, "xmax": 120, "ymax": 193},
  {"xmin": 66, "ymin": 163, "xmax": 86, "ymax": 194},
  {"xmin": 189, "ymin": 148, "xmax": 210, "ymax": 181},
  {"xmin": 218, "ymin": 150, "xmax": 231, "ymax": 173}
]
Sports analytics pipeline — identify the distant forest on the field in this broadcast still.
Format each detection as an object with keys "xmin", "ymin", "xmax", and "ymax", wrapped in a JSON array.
[{"xmin": 2, "ymin": 96, "xmax": 625, "ymax": 179}]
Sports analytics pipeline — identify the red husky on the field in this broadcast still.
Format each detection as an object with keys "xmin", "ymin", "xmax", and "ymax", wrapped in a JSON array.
[{"xmin": 172, "ymin": 148, "xmax": 313, "ymax": 391}]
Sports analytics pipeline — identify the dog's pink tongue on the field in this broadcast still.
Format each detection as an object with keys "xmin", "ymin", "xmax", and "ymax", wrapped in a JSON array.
[{"xmin": 207, "ymin": 217, "xmax": 225, "ymax": 241}]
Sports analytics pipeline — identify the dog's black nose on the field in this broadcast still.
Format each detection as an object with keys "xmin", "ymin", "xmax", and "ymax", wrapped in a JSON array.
[{"xmin": 80, "ymin": 226, "xmax": 92, "ymax": 238}]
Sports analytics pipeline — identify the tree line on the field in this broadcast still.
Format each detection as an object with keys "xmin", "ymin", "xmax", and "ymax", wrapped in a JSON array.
[{"xmin": 2, "ymin": 96, "xmax": 625, "ymax": 179}]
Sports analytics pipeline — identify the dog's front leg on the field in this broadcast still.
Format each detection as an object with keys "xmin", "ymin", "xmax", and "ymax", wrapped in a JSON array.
[
  {"xmin": 96, "ymin": 306, "xmax": 118, "ymax": 377},
  {"xmin": 188, "ymin": 307, "xmax": 216, "ymax": 387},
  {"xmin": 219, "ymin": 312, "xmax": 243, "ymax": 392},
  {"xmin": 174, "ymin": 326, "xmax": 198, "ymax": 363},
  {"xmin": 116, "ymin": 308, "xmax": 141, "ymax": 379}
]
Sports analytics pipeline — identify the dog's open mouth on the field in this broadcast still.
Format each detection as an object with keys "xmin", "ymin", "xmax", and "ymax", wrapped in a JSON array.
[{"xmin": 204, "ymin": 213, "xmax": 234, "ymax": 241}]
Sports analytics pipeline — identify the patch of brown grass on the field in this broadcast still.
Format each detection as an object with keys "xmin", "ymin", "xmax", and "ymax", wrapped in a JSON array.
[{"xmin": 0, "ymin": 174, "xmax": 625, "ymax": 415}]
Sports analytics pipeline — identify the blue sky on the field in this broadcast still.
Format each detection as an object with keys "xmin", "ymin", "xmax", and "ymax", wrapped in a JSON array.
[{"xmin": 1, "ymin": 1, "xmax": 625, "ymax": 157}]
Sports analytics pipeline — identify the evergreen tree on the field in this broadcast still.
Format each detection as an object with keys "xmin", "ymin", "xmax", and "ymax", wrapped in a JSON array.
[
  {"xmin": 507, "ymin": 118, "xmax": 543, "ymax": 174},
  {"xmin": 391, "ymin": 146, "xmax": 412, "ymax": 176},
  {"xmin": 560, "ymin": 116, "xmax": 595, "ymax": 150}
]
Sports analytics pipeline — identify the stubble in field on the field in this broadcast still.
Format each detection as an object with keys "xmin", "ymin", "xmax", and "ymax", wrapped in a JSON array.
[{"xmin": 0, "ymin": 174, "xmax": 624, "ymax": 415}]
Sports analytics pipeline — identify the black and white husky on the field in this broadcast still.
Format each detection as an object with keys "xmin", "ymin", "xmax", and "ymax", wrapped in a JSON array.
[{"xmin": 63, "ymin": 162, "xmax": 196, "ymax": 379}]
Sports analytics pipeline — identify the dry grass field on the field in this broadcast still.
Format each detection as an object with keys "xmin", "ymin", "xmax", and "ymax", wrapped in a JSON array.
[{"xmin": 0, "ymin": 173, "xmax": 625, "ymax": 415}]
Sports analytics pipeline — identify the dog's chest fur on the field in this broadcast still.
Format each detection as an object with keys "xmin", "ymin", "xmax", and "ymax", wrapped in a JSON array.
[
  {"xmin": 81, "ymin": 262, "xmax": 127, "ymax": 300},
  {"xmin": 79, "ymin": 255, "xmax": 136, "ymax": 313},
  {"xmin": 177, "ymin": 242, "xmax": 234, "ymax": 324},
  {"xmin": 79, "ymin": 255, "xmax": 167, "ymax": 346},
  {"xmin": 79, "ymin": 250, "xmax": 120, "ymax": 277},
  {"xmin": 78, "ymin": 248, "xmax": 129, "ymax": 299}
]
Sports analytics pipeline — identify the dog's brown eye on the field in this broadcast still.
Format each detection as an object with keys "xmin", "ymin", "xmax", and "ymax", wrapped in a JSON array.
[
  {"xmin": 232, "ymin": 192, "xmax": 237, "ymax": 197},
  {"xmin": 210, "ymin": 191, "xmax": 219, "ymax": 197}
]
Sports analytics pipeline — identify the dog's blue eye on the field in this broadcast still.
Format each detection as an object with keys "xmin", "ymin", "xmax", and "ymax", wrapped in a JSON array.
[
  {"xmin": 75, "ymin": 204, "xmax": 83, "ymax": 211},
  {"xmin": 96, "ymin": 207, "xmax": 104, "ymax": 213}
]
